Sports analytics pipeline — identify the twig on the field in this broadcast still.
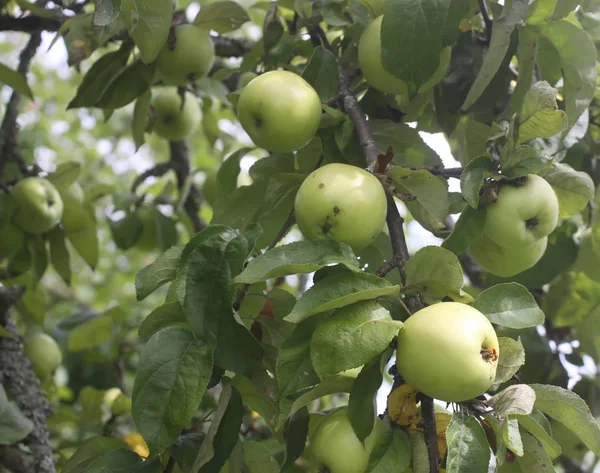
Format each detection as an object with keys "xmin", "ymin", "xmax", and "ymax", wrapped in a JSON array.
[
  {"xmin": 131, "ymin": 162, "xmax": 173, "ymax": 193},
  {"xmin": 478, "ymin": 0, "xmax": 493, "ymax": 43},
  {"xmin": 376, "ymin": 254, "xmax": 402, "ymax": 278},
  {"xmin": 169, "ymin": 140, "xmax": 205, "ymax": 234},
  {"xmin": 164, "ymin": 456, "xmax": 176, "ymax": 473},
  {"xmin": 410, "ymin": 166, "xmax": 463, "ymax": 179},
  {"xmin": 421, "ymin": 395, "xmax": 440, "ymax": 473},
  {"xmin": 0, "ymin": 446, "xmax": 35, "ymax": 473},
  {"xmin": 0, "ymin": 30, "xmax": 43, "ymax": 176},
  {"xmin": 0, "ymin": 287, "xmax": 56, "ymax": 473},
  {"xmin": 115, "ymin": 343, "xmax": 127, "ymax": 394}
]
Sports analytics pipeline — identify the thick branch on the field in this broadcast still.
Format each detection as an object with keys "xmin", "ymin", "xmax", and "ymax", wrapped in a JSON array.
[
  {"xmin": 169, "ymin": 140, "xmax": 205, "ymax": 234},
  {"xmin": 0, "ymin": 30, "xmax": 42, "ymax": 176},
  {"xmin": 0, "ymin": 287, "xmax": 56, "ymax": 473},
  {"xmin": 421, "ymin": 396, "xmax": 440, "ymax": 473}
]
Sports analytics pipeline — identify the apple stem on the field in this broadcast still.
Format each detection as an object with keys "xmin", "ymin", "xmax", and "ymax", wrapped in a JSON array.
[
  {"xmin": 481, "ymin": 347, "xmax": 499, "ymax": 362},
  {"xmin": 525, "ymin": 217, "xmax": 538, "ymax": 229}
]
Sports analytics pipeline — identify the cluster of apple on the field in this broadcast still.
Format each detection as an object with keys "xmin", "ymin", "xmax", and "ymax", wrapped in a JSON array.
[{"xmin": 470, "ymin": 174, "xmax": 560, "ymax": 277}]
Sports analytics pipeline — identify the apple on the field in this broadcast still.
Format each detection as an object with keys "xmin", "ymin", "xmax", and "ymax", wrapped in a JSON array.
[
  {"xmin": 237, "ymin": 70, "xmax": 322, "ymax": 153},
  {"xmin": 203, "ymin": 169, "xmax": 218, "ymax": 207},
  {"xmin": 152, "ymin": 87, "xmax": 202, "ymax": 141},
  {"xmin": 294, "ymin": 163, "xmax": 387, "ymax": 251},
  {"xmin": 11, "ymin": 177, "xmax": 63, "ymax": 234},
  {"xmin": 58, "ymin": 182, "xmax": 94, "ymax": 233},
  {"xmin": 237, "ymin": 71, "xmax": 257, "ymax": 89},
  {"xmin": 484, "ymin": 174, "xmax": 559, "ymax": 249},
  {"xmin": 23, "ymin": 332, "xmax": 63, "ymax": 380},
  {"xmin": 396, "ymin": 302, "xmax": 499, "ymax": 402},
  {"xmin": 0, "ymin": 221, "xmax": 24, "ymax": 259},
  {"xmin": 155, "ymin": 24, "xmax": 215, "ymax": 86},
  {"xmin": 358, "ymin": 16, "xmax": 451, "ymax": 96},
  {"xmin": 135, "ymin": 207, "xmax": 158, "ymax": 251},
  {"xmin": 470, "ymin": 233, "xmax": 548, "ymax": 277},
  {"xmin": 310, "ymin": 407, "xmax": 384, "ymax": 473}
]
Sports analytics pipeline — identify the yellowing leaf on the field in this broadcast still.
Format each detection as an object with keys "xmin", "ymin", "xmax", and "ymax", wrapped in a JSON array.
[{"xmin": 387, "ymin": 384, "xmax": 419, "ymax": 427}]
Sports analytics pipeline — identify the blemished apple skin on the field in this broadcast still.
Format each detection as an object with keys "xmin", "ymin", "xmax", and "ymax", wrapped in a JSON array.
[
  {"xmin": 310, "ymin": 407, "xmax": 384, "ymax": 473},
  {"xmin": 237, "ymin": 70, "xmax": 322, "ymax": 153},
  {"xmin": 396, "ymin": 302, "xmax": 499, "ymax": 403},
  {"xmin": 484, "ymin": 174, "xmax": 559, "ymax": 249},
  {"xmin": 294, "ymin": 163, "xmax": 387, "ymax": 251},
  {"xmin": 470, "ymin": 233, "xmax": 548, "ymax": 277},
  {"xmin": 155, "ymin": 24, "xmax": 215, "ymax": 86}
]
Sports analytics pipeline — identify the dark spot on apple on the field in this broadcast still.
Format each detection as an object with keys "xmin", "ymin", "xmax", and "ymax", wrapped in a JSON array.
[
  {"xmin": 526, "ymin": 217, "xmax": 538, "ymax": 229},
  {"xmin": 322, "ymin": 222, "xmax": 332, "ymax": 234},
  {"xmin": 319, "ymin": 183, "xmax": 324, "ymax": 189},
  {"xmin": 333, "ymin": 206, "xmax": 340, "ymax": 214},
  {"xmin": 48, "ymin": 199, "xmax": 54, "ymax": 206},
  {"xmin": 254, "ymin": 116, "xmax": 263, "ymax": 128}
]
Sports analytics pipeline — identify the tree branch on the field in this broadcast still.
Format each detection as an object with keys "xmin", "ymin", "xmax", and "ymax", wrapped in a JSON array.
[
  {"xmin": 0, "ymin": 29, "xmax": 43, "ymax": 176},
  {"xmin": 169, "ymin": 140, "xmax": 206, "ymax": 234},
  {"xmin": 410, "ymin": 166, "xmax": 463, "ymax": 179},
  {"xmin": 0, "ymin": 287, "xmax": 56, "ymax": 473},
  {"xmin": 131, "ymin": 162, "xmax": 173, "ymax": 193},
  {"xmin": 0, "ymin": 446, "xmax": 35, "ymax": 473},
  {"xmin": 478, "ymin": 0, "xmax": 493, "ymax": 43},
  {"xmin": 421, "ymin": 396, "xmax": 441, "ymax": 473}
]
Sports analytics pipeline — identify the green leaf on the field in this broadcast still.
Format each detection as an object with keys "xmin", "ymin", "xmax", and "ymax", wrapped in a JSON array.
[
  {"xmin": 540, "ymin": 19, "xmax": 596, "ymax": 127},
  {"xmin": 139, "ymin": 301, "xmax": 186, "ymax": 340},
  {"xmin": 348, "ymin": 351, "xmax": 389, "ymax": 443},
  {"xmin": 68, "ymin": 314, "xmax": 113, "ymax": 351},
  {"xmin": 506, "ymin": 26, "xmax": 538, "ymax": 116},
  {"xmin": 448, "ymin": 117, "xmax": 492, "ymax": 165},
  {"xmin": 493, "ymin": 337, "xmax": 526, "ymax": 388},
  {"xmin": 381, "ymin": 0, "xmax": 450, "ymax": 90},
  {"xmin": 516, "ymin": 432, "xmax": 554, "ymax": 473},
  {"xmin": 310, "ymin": 301, "xmax": 399, "ymax": 379},
  {"xmin": 404, "ymin": 245, "xmax": 472, "ymax": 304},
  {"xmin": 132, "ymin": 89, "xmax": 151, "ymax": 150},
  {"xmin": 446, "ymin": 413, "xmax": 491, "ymax": 473},
  {"xmin": 518, "ymin": 81, "xmax": 568, "ymax": 144},
  {"xmin": 388, "ymin": 167, "xmax": 449, "ymax": 230},
  {"xmin": 460, "ymin": 155, "xmax": 495, "ymax": 208},
  {"xmin": 82, "ymin": 448, "xmax": 159, "ymax": 473},
  {"xmin": 462, "ymin": 0, "xmax": 529, "ymax": 110},
  {"xmin": 285, "ymin": 272, "xmax": 399, "ymax": 323},
  {"xmin": 0, "ymin": 62, "xmax": 33, "ymax": 99},
  {"xmin": 194, "ymin": 1, "xmax": 250, "ymax": 33},
  {"xmin": 94, "ymin": 60, "xmax": 155, "ymax": 110},
  {"xmin": 302, "ymin": 46, "xmax": 340, "ymax": 101},
  {"xmin": 215, "ymin": 148, "xmax": 253, "ymax": 201},
  {"xmin": 473, "ymin": 282, "xmax": 545, "ymax": 329},
  {"xmin": 62, "ymin": 437, "xmax": 129, "ymax": 473},
  {"xmin": 168, "ymin": 433, "xmax": 205, "ymax": 473},
  {"xmin": 120, "ymin": 0, "xmax": 173, "ymax": 64},
  {"xmin": 0, "ymin": 384, "xmax": 33, "ymax": 444},
  {"xmin": 500, "ymin": 145, "xmax": 552, "ymax": 180},
  {"xmin": 366, "ymin": 422, "xmax": 412, "ymax": 473},
  {"xmin": 234, "ymin": 240, "xmax": 359, "ymax": 284},
  {"xmin": 525, "ymin": 0, "xmax": 556, "ymax": 24},
  {"xmin": 242, "ymin": 441, "xmax": 280, "ymax": 473},
  {"xmin": 67, "ymin": 223, "xmax": 99, "ymax": 269},
  {"xmin": 517, "ymin": 413, "xmax": 562, "ymax": 460},
  {"xmin": 281, "ymin": 407, "xmax": 309, "ymax": 471},
  {"xmin": 540, "ymin": 163, "xmax": 594, "ymax": 219},
  {"xmin": 530, "ymin": 383, "xmax": 600, "ymax": 455},
  {"xmin": 502, "ymin": 418, "xmax": 524, "ymax": 456},
  {"xmin": 132, "ymin": 327, "xmax": 215, "ymax": 455},
  {"xmin": 442, "ymin": 206, "xmax": 486, "ymax": 256},
  {"xmin": 48, "ymin": 226, "xmax": 71, "ymax": 285},
  {"xmin": 135, "ymin": 245, "xmax": 184, "ymax": 301},
  {"xmin": 544, "ymin": 270, "xmax": 600, "ymax": 326},
  {"xmin": 93, "ymin": 0, "xmax": 121, "ymax": 26},
  {"xmin": 231, "ymin": 375, "xmax": 277, "ymax": 429},
  {"xmin": 489, "ymin": 384, "xmax": 536, "ymax": 417}
]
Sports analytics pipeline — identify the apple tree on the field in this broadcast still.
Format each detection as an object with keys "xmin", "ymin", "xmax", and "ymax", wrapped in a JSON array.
[{"xmin": 1, "ymin": 0, "xmax": 600, "ymax": 472}]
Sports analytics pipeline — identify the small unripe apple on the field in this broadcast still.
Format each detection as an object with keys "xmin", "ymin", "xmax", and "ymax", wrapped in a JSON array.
[
  {"xmin": 152, "ymin": 87, "xmax": 202, "ymax": 141},
  {"xmin": 156, "ymin": 24, "xmax": 215, "ymax": 86},
  {"xmin": 12, "ymin": 177, "xmax": 63, "ymax": 234},
  {"xmin": 396, "ymin": 302, "xmax": 499, "ymax": 402},
  {"xmin": 237, "ymin": 71, "xmax": 258, "ymax": 89},
  {"xmin": 310, "ymin": 407, "xmax": 385, "ymax": 473},
  {"xmin": 484, "ymin": 174, "xmax": 559, "ymax": 249},
  {"xmin": 294, "ymin": 163, "xmax": 387, "ymax": 251},
  {"xmin": 237, "ymin": 70, "xmax": 322, "ymax": 153},
  {"xmin": 111, "ymin": 393, "xmax": 133, "ymax": 416},
  {"xmin": 470, "ymin": 233, "xmax": 548, "ymax": 277},
  {"xmin": 203, "ymin": 169, "xmax": 218, "ymax": 207},
  {"xmin": 23, "ymin": 332, "xmax": 63, "ymax": 381},
  {"xmin": 358, "ymin": 16, "xmax": 451, "ymax": 96}
]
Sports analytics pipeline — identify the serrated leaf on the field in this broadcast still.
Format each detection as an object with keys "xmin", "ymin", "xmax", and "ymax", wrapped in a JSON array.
[
  {"xmin": 460, "ymin": 155, "xmax": 495, "ymax": 208},
  {"xmin": 506, "ymin": 27, "xmax": 538, "ymax": 117},
  {"xmin": 48, "ymin": 226, "xmax": 71, "ymax": 285},
  {"xmin": 310, "ymin": 301, "xmax": 399, "ymax": 379},
  {"xmin": 231, "ymin": 375, "xmax": 277, "ymax": 429},
  {"xmin": 540, "ymin": 163, "xmax": 594, "ymax": 219},
  {"xmin": 285, "ymin": 272, "xmax": 399, "ymax": 323},
  {"xmin": 518, "ymin": 81, "xmax": 568, "ymax": 144},
  {"xmin": 302, "ymin": 46, "xmax": 340, "ymax": 101},
  {"xmin": 489, "ymin": 384, "xmax": 536, "ymax": 416},
  {"xmin": 500, "ymin": 145, "xmax": 552, "ymax": 180},
  {"xmin": 493, "ymin": 337, "xmax": 526, "ymax": 388},
  {"xmin": 139, "ymin": 301, "xmax": 186, "ymax": 339},
  {"xmin": 135, "ymin": 245, "xmax": 184, "ymax": 301},
  {"xmin": 0, "ymin": 62, "xmax": 33, "ymax": 99},
  {"xmin": 132, "ymin": 327, "xmax": 214, "ymax": 455},
  {"xmin": 473, "ymin": 282, "xmax": 545, "ymax": 329},
  {"xmin": 404, "ymin": 245, "xmax": 472, "ymax": 304},
  {"xmin": 530, "ymin": 383, "xmax": 600, "ymax": 455},
  {"xmin": 243, "ymin": 441, "xmax": 280, "ymax": 473},
  {"xmin": 517, "ymin": 413, "xmax": 562, "ymax": 459},
  {"xmin": 94, "ymin": 59, "xmax": 155, "ymax": 110},
  {"xmin": 133, "ymin": 89, "xmax": 151, "ymax": 150},
  {"xmin": 446, "ymin": 413, "xmax": 490, "ymax": 473},
  {"xmin": 194, "ymin": 1, "xmax": 250, "ymax": 33},
  {"xmin": 366, "ymin": 420, "xmax": 412, "ymax": 473},
  {"xmin": 0, "ymin": 385, "xmax": 33, "ymax": 444},
  {"xmin": 442, "ymin": 206, "xmax": 486, "ymax": 256},
  {"xmin": 234, "ymin": 240, "xmax": 359, "ymax": 284},
  {"xmin": 93, "ymin": 0, "xmax": 121, "ymax": 26},
  {"xmin": 502, "ymin": 418, "xmax": 524, "ymax": 456},
  {"xmin": 516, "ymin": 432, "xmax": 554, "ymax": 473},
  {"xmin": 68, "ymin": 314, "xmax": 113, "ymax": 351},
  {"xmin": 67, "ymin": 224, "xmax": 99, "ymax": 269},
  {"xmin": 62, "ymin": 437, "xmax": 130, "ymax": 473},
  {"xmin": 281, "ymin": 407, "xmax": 309, "ymax": 471}
]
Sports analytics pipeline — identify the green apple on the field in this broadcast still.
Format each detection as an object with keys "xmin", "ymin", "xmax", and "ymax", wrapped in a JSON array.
[
  {"xmin": 135, "ymin": 207, "xmax": 158, "ymax": 251},
  {"xmin": 237, "ymin": 71, "xmax": 257, "ymax": 89},
  {"xmin": 152, "ymin": 87, "xmax": 202, "ymax": 141},
  {"xmin": 155, "ymin": 24, "xmax": 215, "ymax": 86},
  {"xmin": 310, "ymin": 407, "xmax": 384, "ymax": 473},
  {"xmin": 294, "ymin": 163, "xmax": 387, "ymax": 251},
  {"xmin": 23, "ymin": 332, "xmax": 63, "ymax": 380},
  {"xmin": 203, "ymin": 169, "xmax": 218, "ymax": 206},
  {"xmin": 470, "ymin": 233, "xmax": 548, "ymax": 277},
  {"xmin": 237, "ymin": 70, "xmax": 322, "ymax": 153},
  {"xmin": 358, "ymin": 16, "xmax": 451, "ymax": 96},
  {"xmin": 58, "ymin": 182, "xmax": 94, "ymax": 233},
  {"xmin": 396, "ymin": 302, "xmax": 499, "ymax": 402},
  {"xmin": 0, "ymin": 221, "xmax": 24, "ymax": 259},
  {"xmin": 484, "ymin": 174, "xmax": 559, "ymax": 249},
  {"xmin": 111, "ymin": 393, "xmax": 133, "ymax": 416},
  {"xmin": 12, "ymin": 177, "xmax": 64, "ymax": 234}
]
